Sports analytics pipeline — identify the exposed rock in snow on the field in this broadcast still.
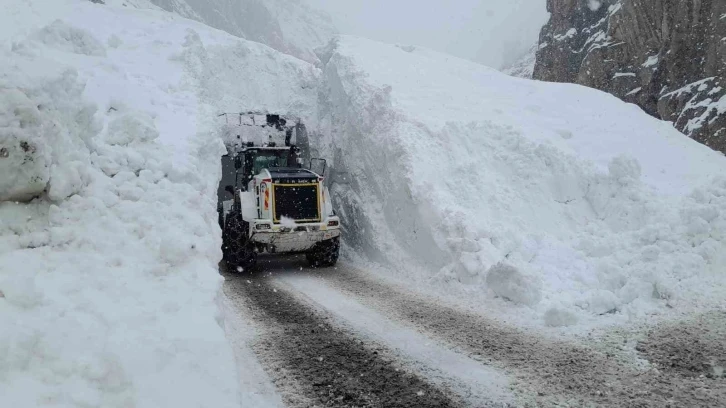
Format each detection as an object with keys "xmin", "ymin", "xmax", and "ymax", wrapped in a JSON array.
[{"xmin": 534, "ymin": 0, "xmax": 726, "ymax": 153}]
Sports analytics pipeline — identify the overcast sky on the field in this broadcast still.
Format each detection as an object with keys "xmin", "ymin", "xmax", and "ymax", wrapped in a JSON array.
[{"xmin": 304, "ymin": 0, "xmax": 549, "ymax": 69}]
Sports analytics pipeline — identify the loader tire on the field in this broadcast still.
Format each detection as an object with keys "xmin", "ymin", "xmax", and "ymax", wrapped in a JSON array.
[
  {"xmin": 306, "ymin": 237, "xmax": 340, "ymax": 268},
  {"xmin": 223, "ymin": 214, "xmax": 257, "ymax": 272}
]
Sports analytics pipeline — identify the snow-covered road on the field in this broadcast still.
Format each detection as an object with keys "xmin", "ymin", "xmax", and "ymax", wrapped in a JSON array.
[
  {"xmin": 223, "ymin": 259, "xmax": 726, "ymax": 407},
  {"xmin": 223, "ymin": 260, "xmax": 465, "ymax": 408}
]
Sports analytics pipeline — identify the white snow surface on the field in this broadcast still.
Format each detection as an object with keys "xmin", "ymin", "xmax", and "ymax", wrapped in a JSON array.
[
  {"xmin": 317, "ymin": 36, "xmax": 726, "ymax": 330},
  {"xmin": 0, "ymin": 0, "xmax": 317, "ymax": 406}
]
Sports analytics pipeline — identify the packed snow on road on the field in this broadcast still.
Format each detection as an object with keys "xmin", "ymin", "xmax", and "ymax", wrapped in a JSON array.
[{"xmin": 1, "ymin": 0, "xmax": 724, "ymax": 407}]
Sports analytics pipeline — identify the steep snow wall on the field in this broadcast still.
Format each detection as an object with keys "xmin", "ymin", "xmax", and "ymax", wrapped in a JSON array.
[
  {"xmin": 318, "ymin": 37, "xmax": 726, "ymax": 329},
  {"xmin": 0, "ymin": 0, "xmax": 320, "ymax": 406},
  {"xmin": 0, "ymin": 7, "xmax": 239, "ymax": 408}
]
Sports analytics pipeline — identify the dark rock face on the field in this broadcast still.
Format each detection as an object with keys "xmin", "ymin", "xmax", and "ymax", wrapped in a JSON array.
[{"xmin": 534, "ymin": 0, "xmax": 726, "ymax": 153}]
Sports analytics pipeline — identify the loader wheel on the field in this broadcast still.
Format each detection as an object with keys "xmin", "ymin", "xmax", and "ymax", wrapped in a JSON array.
[
  {"xmin": 306, "ymin": 237, "xmax": 340, "ymax": 268},
  {"xmin": 223, "ymin": 214, "xmax": 257, "ymax": 272}
]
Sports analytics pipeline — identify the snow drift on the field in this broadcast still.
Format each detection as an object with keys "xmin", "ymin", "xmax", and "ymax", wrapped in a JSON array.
[
  {"xmin": 0, "ymin": 0, "xmax": 318, "ymax": 406},
  {"xmin": 317, "ymin": 37, "xmax": 726, "ymax": 328}
]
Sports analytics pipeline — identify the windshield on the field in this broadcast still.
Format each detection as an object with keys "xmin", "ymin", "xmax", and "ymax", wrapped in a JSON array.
[{"xmin": 247, "ymin": 149, "xmax": 290, "ymax": 176}]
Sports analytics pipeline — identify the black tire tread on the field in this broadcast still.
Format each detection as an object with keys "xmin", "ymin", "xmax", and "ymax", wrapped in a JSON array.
[
  {"xmin": 306, "ymin": 236, "xmax": 340, "ymax": 268},
  {"xmin": 223, "ymin": 214, "xmax": 257, "ymax": 272}
]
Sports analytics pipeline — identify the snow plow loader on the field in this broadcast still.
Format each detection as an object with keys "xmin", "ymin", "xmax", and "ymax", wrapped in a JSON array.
[{"xmin": 217, "ymin": 112, "xmax": 341, "ymax": 272}]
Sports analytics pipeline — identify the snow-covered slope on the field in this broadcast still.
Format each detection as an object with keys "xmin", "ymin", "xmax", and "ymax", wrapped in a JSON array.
[
  {"xmin": 147, "ymin": 0, "xmax": 336, "ymax": 63},
  {"xmin": 0, "ymin": 0, "xmax": 317, "ymax": 406},
  {"xmin": 318, "ymin": 37, "xmax": 726, "ymax": 330},
  {"xmin": 502, "ymin": 44, "xmax": 537, "ymax": 79}
]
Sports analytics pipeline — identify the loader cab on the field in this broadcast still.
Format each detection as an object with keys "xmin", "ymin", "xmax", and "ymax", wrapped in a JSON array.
[{"xmin": 218, "ymin": 146, "xmax": 302, "ymax": 207}]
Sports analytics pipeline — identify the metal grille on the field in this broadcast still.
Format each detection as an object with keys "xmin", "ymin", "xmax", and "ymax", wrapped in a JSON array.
[{"xmin": 273, "ymin": 184, "xmax": 320, "ymax": 223}]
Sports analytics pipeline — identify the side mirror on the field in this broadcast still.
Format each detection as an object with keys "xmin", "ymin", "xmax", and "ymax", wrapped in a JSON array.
[
  {"xmin": 225, "ymin": 185, "xmax": 235, "ymax": 195},
  {"xmin": 310, "ymin": 158, "xmax": 327, "ymax": 177},
  {"xmin": 234, "ymin": 155, "xmax": 242, "ymax": 170}
]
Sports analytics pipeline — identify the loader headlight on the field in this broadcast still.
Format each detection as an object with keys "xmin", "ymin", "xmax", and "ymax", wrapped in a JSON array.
[
  {"xmin": 256, "ymin": 223, "xmax": 271, "ymax": 230},
  {"xmin": 327, "ymin": 220, "xmax": 339, "ymax": 227}
]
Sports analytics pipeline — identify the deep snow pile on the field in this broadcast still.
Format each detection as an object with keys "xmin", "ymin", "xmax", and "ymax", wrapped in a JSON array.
[
  {"xmin": 318, "ymin": 37, "xmax": 726, "ymax": 329},
  {"xmin": 0, "ymin": 0, "xmax": 316, "ymax": 405}
]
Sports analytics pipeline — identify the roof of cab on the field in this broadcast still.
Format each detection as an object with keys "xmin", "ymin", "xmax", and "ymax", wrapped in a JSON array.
[{"xmin": 267, "ymin": 168, "xmax": 318, "ymax": 179}]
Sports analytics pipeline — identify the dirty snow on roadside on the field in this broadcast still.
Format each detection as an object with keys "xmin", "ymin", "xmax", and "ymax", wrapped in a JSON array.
[
  {"xmin": 317, "ymin": 36, "xmax": 726, "ymax": 332},
  {"xmin": 0, "ymin": 0, "xmax": 314, "ymax": 405}
]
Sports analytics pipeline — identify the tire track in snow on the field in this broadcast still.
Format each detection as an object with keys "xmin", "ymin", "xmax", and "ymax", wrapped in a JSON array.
[
  {"xmin": 220, "ymin": 293, "xmax": 286, "ymax": 408},
  {"xmin": 222, "ymin": 261, "xmax": 461, "ymax": 408},
  {"xmin": 316, "ymin": 264, "xmax": 726, "ymax": 407},
  {"xmin": 272, "ymin": 273, "xmax": 515, "ymax": 407}
]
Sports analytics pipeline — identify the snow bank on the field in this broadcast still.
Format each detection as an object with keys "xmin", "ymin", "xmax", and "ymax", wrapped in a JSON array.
[
  {"xmin": 1, "ymin": 0, "xmax": 327, "ymax": 404},
  {"xmin": 0, "ymin": 1, "xmax": 252, "ymax": 406},
  {"xmin": 318, "ymin": 36, "xmax": 726, "ymax": 329}
]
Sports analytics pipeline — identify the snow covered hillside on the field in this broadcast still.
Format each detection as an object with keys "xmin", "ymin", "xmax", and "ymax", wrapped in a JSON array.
[
  {"xmin": 318, "ymin": 37, "xmax": 726, "ymax": 330},
  {"xmin": 502, "ymin": 44, "xmax": 537, "ymax": 79},
  {"xmin": 0, "ymin": 0, "xmax": 317, "ymax": 406},
  {"xmin": 148, "ymin": 0, "xmax": 337, "ymax": 63}
]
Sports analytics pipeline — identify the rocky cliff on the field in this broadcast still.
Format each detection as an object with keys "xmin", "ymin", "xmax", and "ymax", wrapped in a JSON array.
[{"xmin": 534, "ymin": 0, "xmax": 726, "ymax": 153}]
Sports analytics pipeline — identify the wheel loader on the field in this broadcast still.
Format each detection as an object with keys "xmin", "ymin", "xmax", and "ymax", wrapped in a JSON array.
[{"xmin": 217, "ymin": 112, "xmax": 340, "ymax": 271}]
